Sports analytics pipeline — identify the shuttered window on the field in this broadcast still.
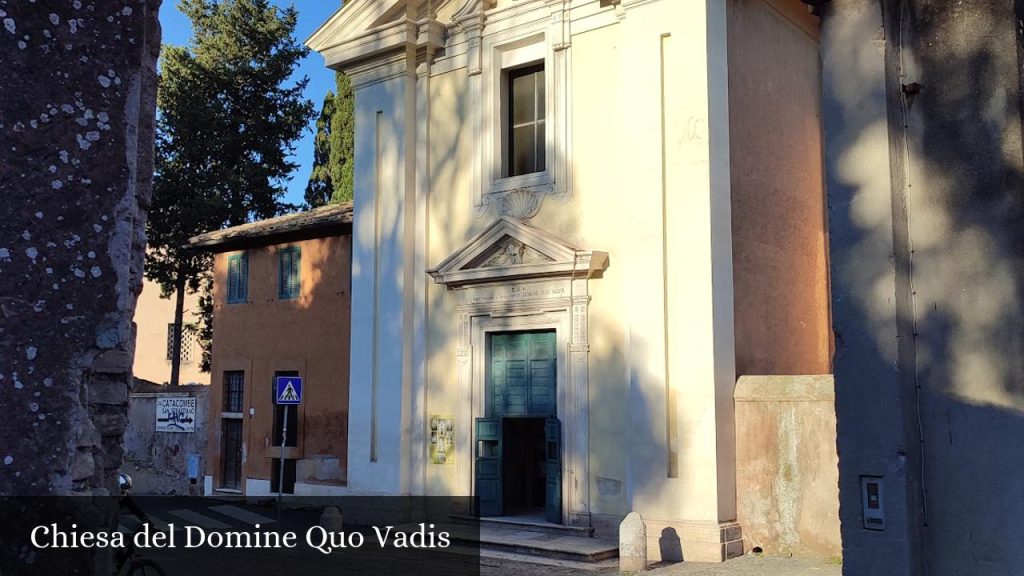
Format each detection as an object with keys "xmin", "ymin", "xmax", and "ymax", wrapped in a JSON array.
[
  {"xmin": 227, "ymin": 252, "xmax": 248, "ymax": 304},
  {"xmin": 278, "ymin": 246, "xmax": 301, "ymax": 300}
]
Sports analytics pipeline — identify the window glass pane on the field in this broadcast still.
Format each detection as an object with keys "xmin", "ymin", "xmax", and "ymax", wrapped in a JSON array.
[
  {"xmin": 511, "ymin": 72, "xmax": 536, "ymax": 125},
  {"xmin": 536, "ymin": 119, "xmax": 546, "ymax": 172},
  {"xmin": 223, "ymin": 371, "xmax": 244, "ymax": 413},
  {"xmin": 512, "ymin": 124, "xmax": 537, "ymax": 176},
  {"xmin": 536, "ymin": 69, "xmax": 545, "ymax": 121},
  {"xmin": 506, "ymin": 64, "xmax": 545, "ymax": 177}
]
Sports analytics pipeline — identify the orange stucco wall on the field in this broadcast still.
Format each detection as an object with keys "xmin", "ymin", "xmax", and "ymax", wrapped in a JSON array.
[
  {"xmin": 727, "ymin": 0, "xmax": 831, "ymax": 376},
  {"xmin": 207, "ymin": 234, "xmax": 351, "ymax": 492},
  {"xmin": 132, "ymin": 276, "xmax": 208, "ymax": 385}
]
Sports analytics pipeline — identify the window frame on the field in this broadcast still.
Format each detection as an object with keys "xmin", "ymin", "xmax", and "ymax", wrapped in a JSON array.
[
  {"xmin": 474, "ymin": 28, "xmax": 570, "ymax": 211},
  {"xmin": 226, "ymin": 252, "xmax": 248, "ymax": 305},
  {"xmin": 222, "ymin": 370, "xmax": 245, "ymax": 414},
  {"xmin": 277, "ymin": 246, "xmax": 301, "ymax": 300}
]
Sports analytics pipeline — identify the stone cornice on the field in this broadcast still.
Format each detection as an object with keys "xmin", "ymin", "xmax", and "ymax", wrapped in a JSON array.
[{"xmin": 319, "ymin": 16, "xmax": 446, "ymax": 73}]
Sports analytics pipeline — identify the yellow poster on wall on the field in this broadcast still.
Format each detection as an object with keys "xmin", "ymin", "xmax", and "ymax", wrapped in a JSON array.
[{"xmin": 429, "ymin": 415, "xmax": 454, "ymax": 464}]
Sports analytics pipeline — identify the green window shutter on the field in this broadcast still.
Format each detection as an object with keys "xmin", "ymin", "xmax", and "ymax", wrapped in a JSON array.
[
  {"xmin": 279, "ymin": 247, "xmax": 300, "ymax": 299},
  {"xmin": 227, "ymin": 253, "xmax": 248, "ymax": 304},
  {"xmin": 238, "ymin": 252, "xmax": 248, "ymax": 302}
]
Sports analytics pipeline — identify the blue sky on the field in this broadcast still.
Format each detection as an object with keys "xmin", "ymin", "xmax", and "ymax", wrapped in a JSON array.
[{"xmin": 159, "ymin": 1, "xmax": 343, "ymax": 208}]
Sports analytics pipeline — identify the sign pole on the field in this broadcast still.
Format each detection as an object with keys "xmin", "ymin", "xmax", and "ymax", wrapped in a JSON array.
[
  {"xmin": 273, "ymin": 375, "xmax": 301, "ymax": 523},
  {"xmin": 277, "ymin": 407, "xmax": 288, "ymax": 520}
]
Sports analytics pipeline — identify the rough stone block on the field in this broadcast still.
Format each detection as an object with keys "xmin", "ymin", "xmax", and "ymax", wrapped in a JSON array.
[
  {"xmin": 619, "ymin": 512, "xmax": 647, "ymax": 574},
  {"xmin": 94, "ymin": 413, "xmax": 128, "ymax": 436},
  {"xmin": 72, "ymin": 451, "xmax": 96, "ymax": 482},
  {"xmin": 77, "ymin": 419, "xmax": 102, "ymax": 450},
  {"xmin": 92, "ymin": 350, "xmax": 133, "ymax": 374},
  {"xmin": 320, "ymin": 507, "xmax": 344, "ymax": 532},
  {"xmin": 88, "ymin": 379, "xmax": 129, "ymax": 406}
]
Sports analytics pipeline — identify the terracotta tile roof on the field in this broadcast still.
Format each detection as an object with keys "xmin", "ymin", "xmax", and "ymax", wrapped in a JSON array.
[{"xmin": 186, "ymin": 202, "xmax": 353, "ymax": 250}]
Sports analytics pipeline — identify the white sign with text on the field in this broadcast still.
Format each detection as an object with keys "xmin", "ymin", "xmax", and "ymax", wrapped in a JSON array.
[{"xmin": 155, "ymin": 396, "xmax": 197, "ymax": 433}]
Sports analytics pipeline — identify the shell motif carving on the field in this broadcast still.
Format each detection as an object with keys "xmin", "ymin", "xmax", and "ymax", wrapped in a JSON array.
[{"xmin": 498, "ymin": 188, "xmax": 544, "ymax": 219}]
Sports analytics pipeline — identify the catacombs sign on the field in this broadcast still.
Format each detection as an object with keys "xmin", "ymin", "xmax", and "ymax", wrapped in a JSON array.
[{"xmin": 156, "ymin": 397, "xmax": 197, "ymax": 433}]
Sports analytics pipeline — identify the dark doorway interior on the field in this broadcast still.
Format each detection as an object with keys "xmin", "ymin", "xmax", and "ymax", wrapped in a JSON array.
[{"xmin": 502, "ymin": 417, "xmax": 547, "ymax": 516}]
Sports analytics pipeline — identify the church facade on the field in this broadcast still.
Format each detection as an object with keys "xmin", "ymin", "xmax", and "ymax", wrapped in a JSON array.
[{"xmin": 307, "ymin": 0, "xmax": 835, "ymax": 562}]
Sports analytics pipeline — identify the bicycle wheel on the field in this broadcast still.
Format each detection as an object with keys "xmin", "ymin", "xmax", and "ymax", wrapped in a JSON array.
[{"xmin": 126, "ymin": 558, "xmax": 167, "ymax": 576}]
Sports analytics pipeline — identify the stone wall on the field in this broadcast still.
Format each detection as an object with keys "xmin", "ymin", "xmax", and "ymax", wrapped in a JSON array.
[
  {"xmin": 822, "ymin": 1, "xmax": 1024, "ymax": 574},
  {"xmin": 0, "ymin": 0, "xmax": 161, "ymax": 497},
  {"xmin": 734, "ymin": 375, "xmax": 840, "ymax": 558},
  {"xmin": 123, "ymin": 387, "xmax": 209, "ymax": 495}
]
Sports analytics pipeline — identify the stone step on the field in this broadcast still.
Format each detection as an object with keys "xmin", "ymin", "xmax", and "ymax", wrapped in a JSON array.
[
  {"xmin": 452, "ymin": 524, "xmax": 619, "ymax": 563},
  {"xmin": 450, "ymin": 514, "xmax": 595, "ymax": 537}
]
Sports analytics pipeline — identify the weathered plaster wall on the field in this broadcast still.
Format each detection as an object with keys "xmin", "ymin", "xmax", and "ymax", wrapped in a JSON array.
[
  {"xmin": 0, "ymin": 0, "xmax": 160, "ymax": 497},
  {"xmin": 727, "ymin": 0, "xmax": 831, "ymax": 377},
  {"xmin": 207, "ymin": 235, "xmax": 351, "ymax": 494},
  {"xmin": 734, "ymin": 375, "xmax": 840, "ymax": 558},
  {"xmin": 123, "ymin": 388, "xmax": 208, "ymax": 494},
  {"xmin": 822, "ymin": 1, "xmax": 1024, "ymax": 574}
]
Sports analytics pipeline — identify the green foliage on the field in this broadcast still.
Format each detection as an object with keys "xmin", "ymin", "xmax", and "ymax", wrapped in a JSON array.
[
  {"xmin": 147, "ymin": 0, "xmax": 314, "ymax": 373},
  {"xmin": 305, "ymin": 72, "xmax": 354, "ymax": 207},
  {"xmin": 304, "ymin": 90, "xmax": 336, "ymax": 208}
]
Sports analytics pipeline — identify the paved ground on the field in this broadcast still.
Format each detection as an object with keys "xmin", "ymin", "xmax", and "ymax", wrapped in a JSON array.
[
  {"xmin": 114, "ymin": 498, "xmax": 842, "ymax": 576},
  {"xmin": 481, "ymin": 553, "xmax": 843, "ymax": 576}
]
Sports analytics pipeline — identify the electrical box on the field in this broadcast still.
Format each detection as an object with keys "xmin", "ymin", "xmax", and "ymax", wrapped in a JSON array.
[{"xmin": 861, "ymin": 476, "xmax": 885, "ymax": 530}]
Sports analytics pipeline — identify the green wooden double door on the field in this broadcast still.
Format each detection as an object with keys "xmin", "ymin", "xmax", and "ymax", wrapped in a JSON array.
[{"xmin": 476, "ymin": 330, "xmax": 561, "ymax": 523}]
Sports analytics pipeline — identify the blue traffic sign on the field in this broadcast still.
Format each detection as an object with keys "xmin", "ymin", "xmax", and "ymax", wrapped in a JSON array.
[{"xmin": 275, "ymin": 376, "xmax": 302, "ymax": 405}]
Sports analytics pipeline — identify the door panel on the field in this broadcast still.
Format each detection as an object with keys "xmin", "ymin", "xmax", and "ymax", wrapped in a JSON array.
[
  {"xmin": 545, "ymin": 416, "xmax": 562, "ymax": 523},
  {"xmin": 489, "ymin": 331, "xmax": 556, "ymax": 418},
  {"xmin": 475, "ymin": 417, "xmax": 503, "ymax": 517}
]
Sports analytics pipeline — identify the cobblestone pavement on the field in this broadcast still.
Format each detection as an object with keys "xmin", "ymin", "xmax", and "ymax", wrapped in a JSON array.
[{"xmin": 481, "ymin": 554, "xmax": 843, "ymax": 576}]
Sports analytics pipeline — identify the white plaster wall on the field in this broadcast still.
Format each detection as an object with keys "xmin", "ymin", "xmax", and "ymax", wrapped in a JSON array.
[
  {"xmin": 616, "ymin": 0, "xmax": 737, "ymax": 527},
  {"xmin": 330, "ymin": 2, "xmax": 739, "ymax": 548},
  {"xmin": 348, "ymin": 69, "xmax": 414, "ymax": 494},
  {"xmin": 419, "ymin": 0, "xmax": 737, "ymax": 531}
]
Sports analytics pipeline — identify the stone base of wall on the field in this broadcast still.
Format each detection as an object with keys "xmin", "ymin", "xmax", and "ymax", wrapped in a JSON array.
[
  {"xmin": 734, "ymin": 375, "xmax": 840, "ymax": 558},
  {"xmin": 593, "ymin": 512, "xmax": 743, "ymax": 563},
  {"xmin": 644, "ymin": 518, "xmax": 744, "ymax": 563}
]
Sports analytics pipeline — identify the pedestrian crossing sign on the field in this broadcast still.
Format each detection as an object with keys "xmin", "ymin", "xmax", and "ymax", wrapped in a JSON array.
[{"xmin": 275, "ymin": 376, "xmax": 302, "ymax": 405}]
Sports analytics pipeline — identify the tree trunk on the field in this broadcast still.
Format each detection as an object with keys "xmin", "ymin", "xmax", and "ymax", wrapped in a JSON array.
[{"xmin": 170, "ymin": 272, "xmax": 186, "ymax": 386}]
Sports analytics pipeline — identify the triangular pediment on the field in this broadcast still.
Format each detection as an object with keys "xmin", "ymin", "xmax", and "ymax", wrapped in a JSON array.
[
  {"xmin": 306, "ymin": 0, "xmax": 406, "ymax": 52},
  {"xmin": 306, "ymin": 0, "xmax": 445, "ymax": 71},
  {"xmin": 428, "ymin": 217, "xmax": 608, "ymax": 287}
]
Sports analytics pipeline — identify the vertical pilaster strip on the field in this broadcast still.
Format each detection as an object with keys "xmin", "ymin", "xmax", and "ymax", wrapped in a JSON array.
[
  {"xmin": 659, "ymin": 32, "xmax": 679, "ymax": 480},
  {"xmin": 370, "ymin": 110, "xmax": 384, "ymax": 463},
  {"xmin": 456, "ymin": 312, "xmax": 473, "ymax": 496},
  {"xmin": 410, "ymin": 44, "xmax": 433, "ymax": 497},
  {"xmin": 568, "ymin": 282, "xmax": 591, "ymax": 523}
]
